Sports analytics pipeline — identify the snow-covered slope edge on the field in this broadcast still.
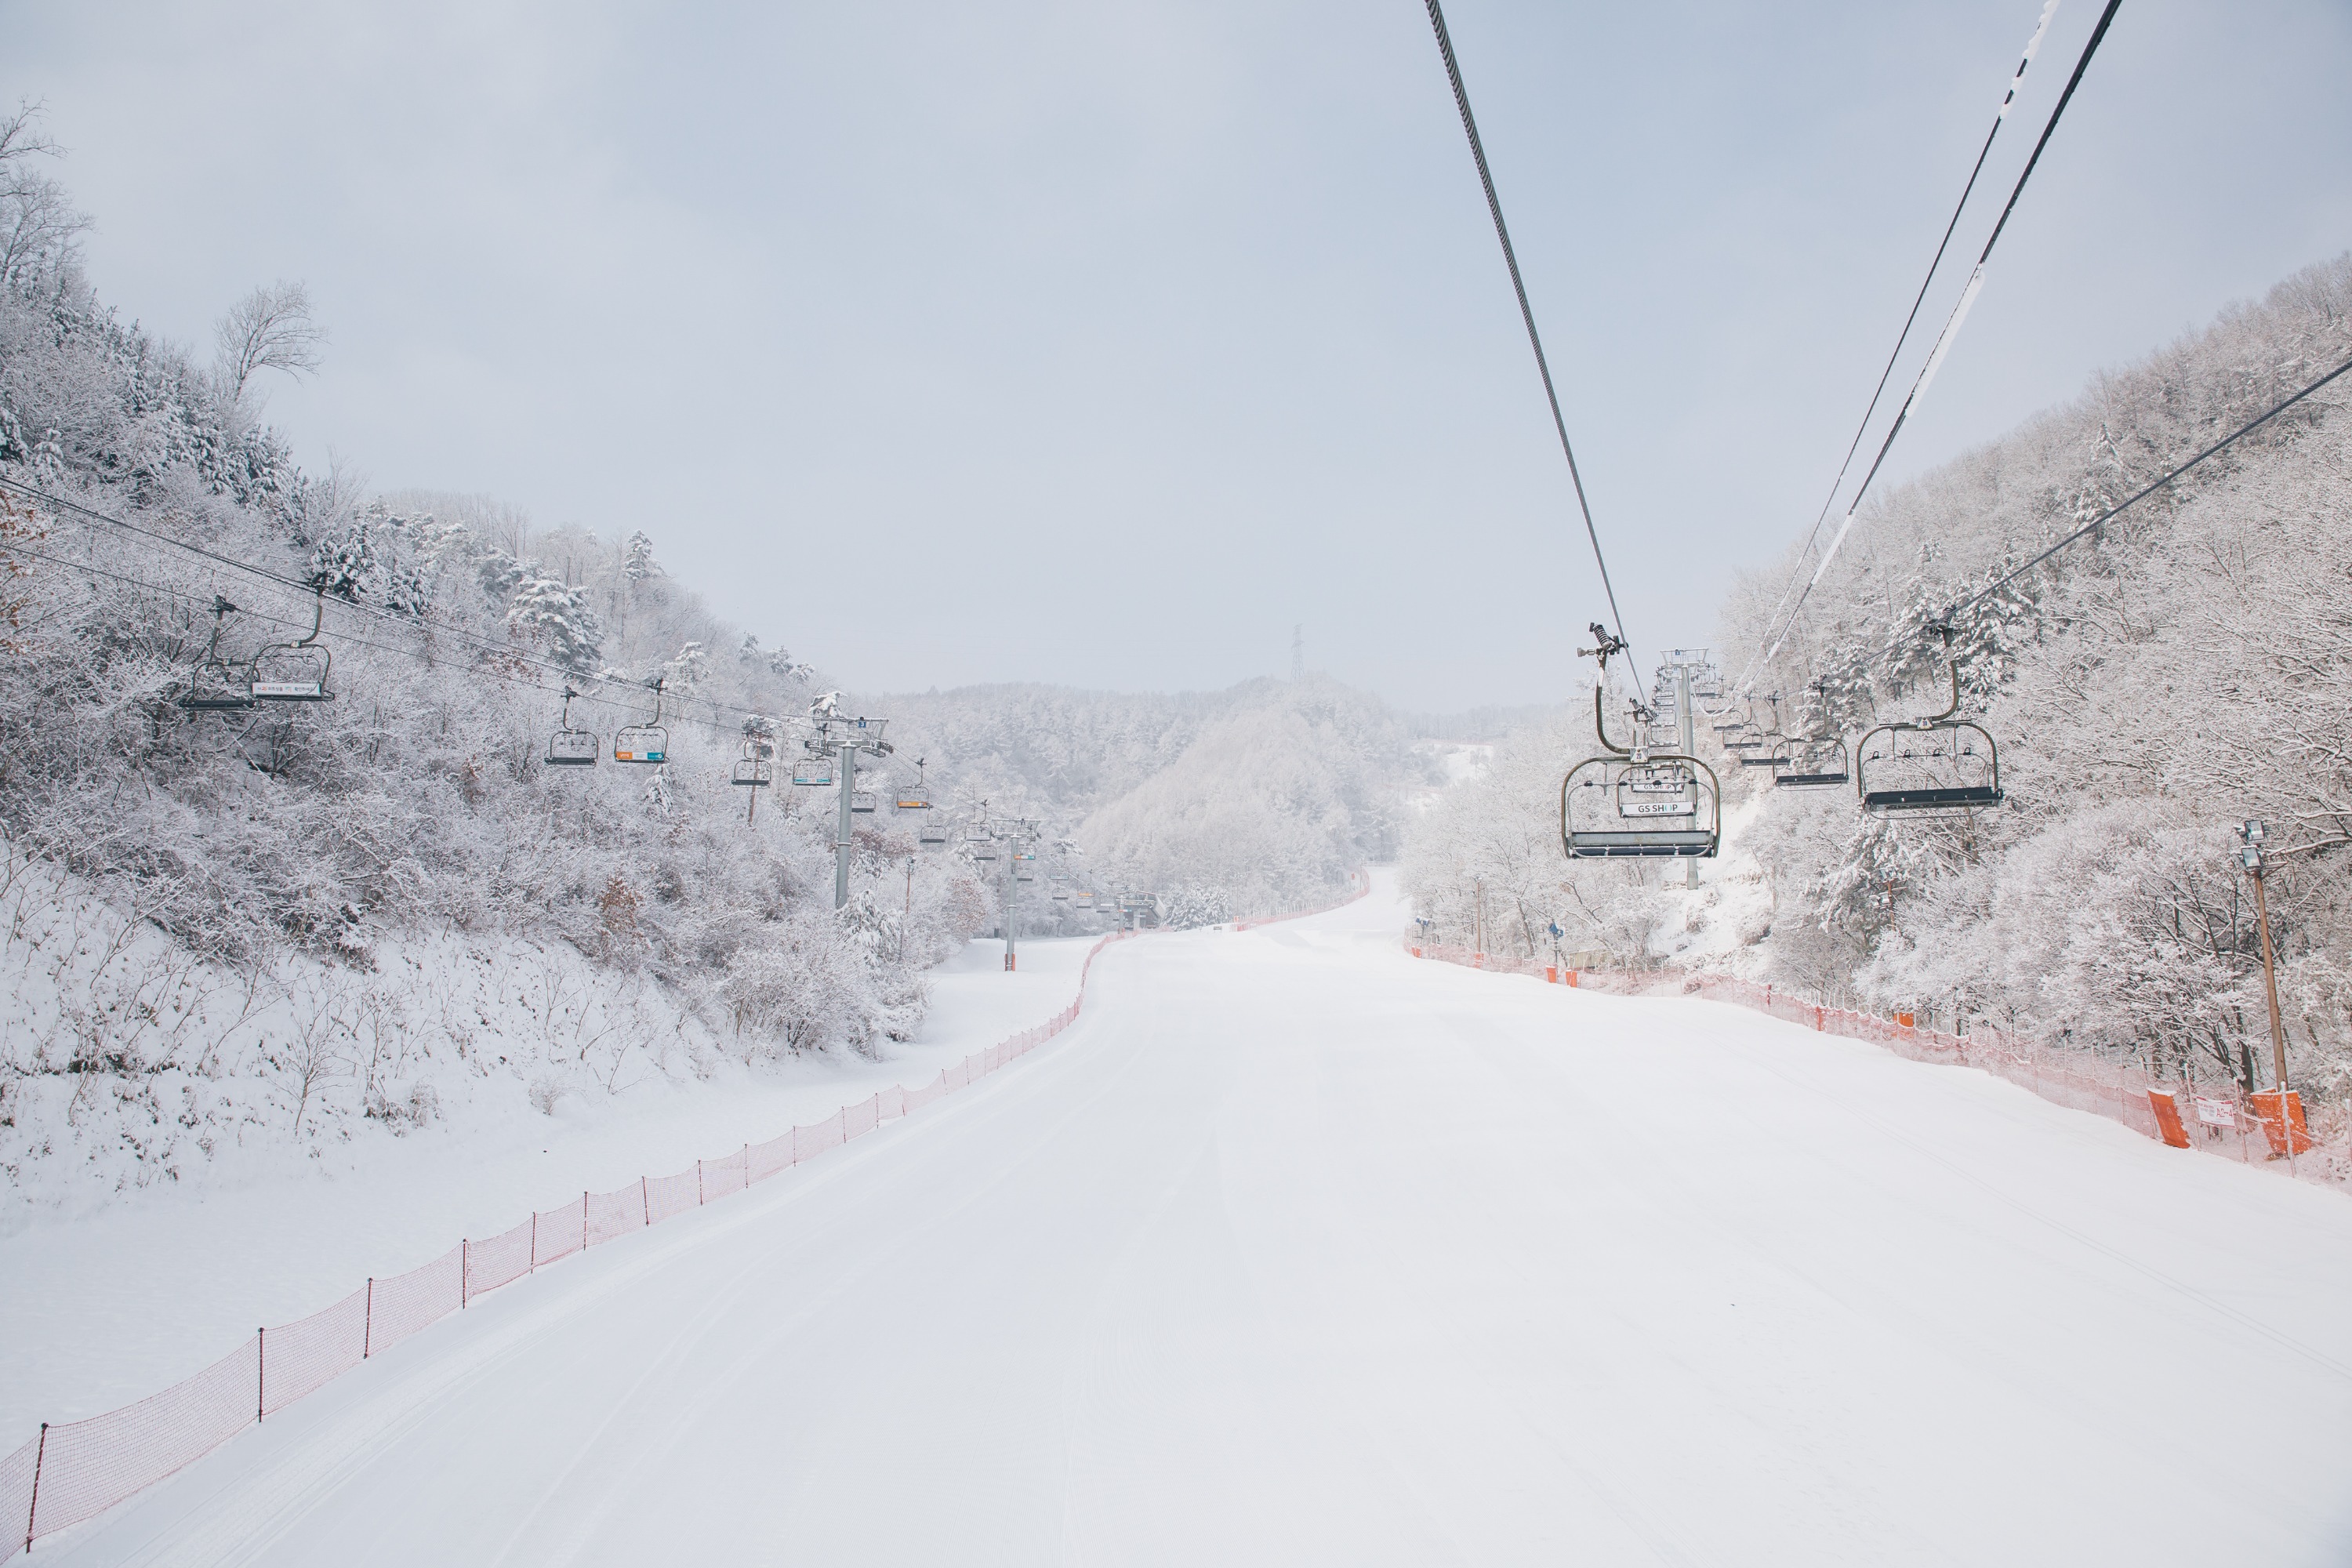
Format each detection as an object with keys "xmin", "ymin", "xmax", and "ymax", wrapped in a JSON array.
[{"xmin": 0, "ymin": 929, "xmax": 1142, "ymax": 1556}]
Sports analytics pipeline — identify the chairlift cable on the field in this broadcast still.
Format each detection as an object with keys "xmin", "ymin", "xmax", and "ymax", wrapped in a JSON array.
[
  {"xmin": 1928, "ymin": 350, "xmax": 2352, "ymax": 637},
  {"xmin": 1747, "ymin": 0, "xmax": 2123, "ymax": 688},
  {"xmin": 1421, "ymin": 0, "xmax": 1632, "ymax": 666},
  {"xmin": 0, "ymin": 473, "xmax": 789, "ymax": 732},
  {"xmin": 1736, "ymin": 0, "xmax": 2061, "ymax": 695},
  {"xmin": 0, "ymin": 536, "xmax": 737, "ymax": 724}
]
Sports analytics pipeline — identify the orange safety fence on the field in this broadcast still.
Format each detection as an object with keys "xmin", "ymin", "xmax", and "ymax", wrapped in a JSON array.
[
  {"xmin": 1403, "ymin": 940, "xmax": 2350, "ymax": 1194},
  {"xmin": 5, "ymin": 929, "xmax": 1147, "ymax": 1559}
]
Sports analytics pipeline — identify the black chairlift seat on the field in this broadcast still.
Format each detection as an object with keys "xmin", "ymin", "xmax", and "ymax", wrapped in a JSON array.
[
  {"xmin": 1565, "ymin": 829, "xmax": 1719, "ymax": 858},
  {"xmin": 917, "ymin": 820, "xmax": 949, "ymax": 847},
  {"xmin": 1772, "ymin": 742, "xmax": 1850, "ymax": 787},
  {"xmin": 850, "ymin": 789, "xmax": 878, "ymax": 814},
  {"xmin": 546, "ymin": 729, "xmax": 600, "ymax": 766},
  {"xmin": 180, "ymin": 672, "xmax": 254, "ymax": 713},
  {"xmin": 1860, "ymin": 783, "xmax": 2004, "ymax": 813},
  {"xmin": 731, "ymin": 757, "xmax": 774, "ymax": 788}
]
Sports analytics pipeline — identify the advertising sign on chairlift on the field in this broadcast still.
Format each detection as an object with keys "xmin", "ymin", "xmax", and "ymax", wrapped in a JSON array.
[
  {"xmin": 1623, "ymin": 767, "xmax": 1690, "ymax": 793},
  {"xmin": 1620, "ymin": 797, "xmax": 1697, "ymax": 818}
]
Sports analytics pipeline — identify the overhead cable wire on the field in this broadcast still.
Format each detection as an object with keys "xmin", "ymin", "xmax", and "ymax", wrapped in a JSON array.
[
  {"xmin": 0, "ymin": 535, "xmax": 687, "ymax": 720},
  {"xmin": 1747, "ymin": 0, "xmax": 2124, "ymax": 688},
  {"xmin": 1922, "ymin": 349, "xmax": 2352, "ymax": 639},
  {"xmin": 1735, "ymin": 0, "xmax": 2061, "ymax": 695},
  {"xmin": 0, "ymin": 473, "xmax": 797, "ymax": 730},
  {"xmin": 1421, "ymin": 0, "xmax": 1632, "ymax": 673}
]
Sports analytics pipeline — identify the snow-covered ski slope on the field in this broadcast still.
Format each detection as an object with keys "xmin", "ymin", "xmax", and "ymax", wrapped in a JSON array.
[{"xmin": 42, "ymin": 873, "xmax": 2352, "ymax": 1566}]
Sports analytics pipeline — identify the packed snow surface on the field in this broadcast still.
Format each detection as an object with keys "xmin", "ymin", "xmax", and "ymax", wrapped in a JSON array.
[
  {"xmin": 36, "ymin": 874, "xmax": 2352, "ymax": 1565},
  {"xmin": 0, "ymin": 933, "xmax": 1094, "ymax": 1439}
]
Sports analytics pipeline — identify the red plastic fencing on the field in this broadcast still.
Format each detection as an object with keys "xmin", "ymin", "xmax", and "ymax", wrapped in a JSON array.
[
  {"xmin": 1403, "ymin": 941, "xmax": 2351, "ymax": 1193},
  {"xmin": 16, "ymin": 1337, "xmax": 260, "ymax": 1549},
  {"xmin": 261, "ymin": 1287, "xmax": 367, "ymax": 1417},
  {"xmin": 6, "ymin": 927, "xmax": 1155, "ymax": 1559},
  {"xmin": 366, "ymin": 1247, "xmax": 462, "ymax": 1359}
]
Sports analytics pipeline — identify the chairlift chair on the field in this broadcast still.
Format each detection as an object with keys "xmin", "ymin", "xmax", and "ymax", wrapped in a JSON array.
[
  {"xmin": 1736, "ymin": 695, "xmax": 1789, "ymax": 767},
  {"xmin": 1855, "ymin": 626, "xmax": 2004, "ymax": 815},
  {"xmin": 545, "ymin": 688, "xmax": 599, "ymax": 767},
  {"xmin": 249, "ymin": 586, "xmax": 334, "ymax": 702},
  {"xmin": 791, "ymin": 730, "xmax": 833, "ymax": 786},
  {"xmin": 1560, "ymin": 629, "xmax": 1720, "ymax": 858},
  {"xmin": 917, "ymin": 815, "xmax": 949, "ymax": 848},
  {"xmin": 1770, "ymin": 685, "xmax": 1850, "ymax": 787},
  {"xmin": 1770, "ymin": 735, "xmax": 1852, "ymax": 789},
  {"xmin": 851, "ymin": 789, "xmax": 878, "ymax": 814},
  {"xmin": 895, "ymin": 760, "xmax": 933, "ymax": 812},
  {"xmin": 730, "ymin": 735, "xmax": 774, "ymax": 788},
  {"xmin": 612, "ymin": 678, "xmax": 670, "ymax": 764},
  {"xmin": 177, "ymin": 597, "xmax": 254, "ymax": 713}
]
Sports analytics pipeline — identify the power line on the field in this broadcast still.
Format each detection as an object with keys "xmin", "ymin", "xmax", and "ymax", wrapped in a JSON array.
[
  {"xmin": 1748, "ymin": 0, "xmax": 2125, "ymax": 687},
  {"xmin": 1421, "ymin": 0, "xmax": 1631, "ymax": 667},
  {"xmin": 1738, "ymin": 0, "xmax": 2062, "ymax": 695}
]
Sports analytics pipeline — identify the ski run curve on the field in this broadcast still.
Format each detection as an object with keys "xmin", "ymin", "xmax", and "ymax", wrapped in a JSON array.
[{"xmin": 38, "ymin": 872, "xmax": 2352, "ymax": 1566}]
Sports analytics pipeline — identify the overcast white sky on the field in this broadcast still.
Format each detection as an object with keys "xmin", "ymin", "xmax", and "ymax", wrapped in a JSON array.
[{"xmin": 6, "ymin": 0, "xmax": 2348, "ymax": 710}]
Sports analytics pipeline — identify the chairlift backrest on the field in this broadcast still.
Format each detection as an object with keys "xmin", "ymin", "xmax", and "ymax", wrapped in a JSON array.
[
  {"xmin": 1559, "ymin": 681, "xmax": 1719, "ymax": 858},
  {"xmin": 544, "ymin": 687, "xmax": 599, "ymax": 767},
  {"xmin": 611, "ymin": 678, "xmax": 669, "ymax": 764},
  {"xmin": 179, "ymin": 597, "xmax": 256, "ymax": 712},
  {"xmin": 1854, "ymin": 627, "xmax": 2003, "ymax": 814},
  {"xmin": 249, "ymin": 586, "xmax": 334, "ymax": 702}
]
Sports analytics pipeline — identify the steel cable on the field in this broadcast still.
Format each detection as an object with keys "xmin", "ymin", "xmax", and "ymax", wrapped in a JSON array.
[{"xmin": 1421, "ymin": 0, "xmax": 1631, "ymax": 670}]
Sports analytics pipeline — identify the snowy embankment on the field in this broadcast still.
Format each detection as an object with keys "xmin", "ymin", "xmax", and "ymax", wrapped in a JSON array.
[
  {"xmin": 0, "ymin": 926, "xmax": 1091, "ymax": 1443},
  {"xmin": 31, "ymin": 869, "xmax": 2352, "ymax": 1566}
]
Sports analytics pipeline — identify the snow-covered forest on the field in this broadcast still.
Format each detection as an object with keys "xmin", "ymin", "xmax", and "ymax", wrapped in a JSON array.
[
  {"xmin": 0, "ymin": 113, "xmax": 1421, "ymax": 1213},
  {"xmin": 1408, "ymin": 253, "xmax": 2352, "ymax": 1120},
  {"xmin": 887, "ymin": 677, "xmax": 1417, "ymax": 926}
]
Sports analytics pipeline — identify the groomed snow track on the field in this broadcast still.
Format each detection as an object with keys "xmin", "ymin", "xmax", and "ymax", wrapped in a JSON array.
[{"xmin": 31, "ymin": 873, "xmax": 2352, "ymax": 1566}]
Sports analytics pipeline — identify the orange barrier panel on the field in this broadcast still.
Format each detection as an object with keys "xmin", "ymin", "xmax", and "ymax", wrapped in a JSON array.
[
  {"xmin": 2147, "ymin": 1089, "xmax": 2192, "ymax": 1149},
  {"xmin": 2250, "ymin": 1091, "xmax": 2315, "ymax": 1156}
]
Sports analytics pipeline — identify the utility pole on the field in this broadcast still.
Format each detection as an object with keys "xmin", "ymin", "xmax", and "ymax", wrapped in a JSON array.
[{"xmin": 2239, "ymin": 819, "xmax": 2292, "ymax": 1103}]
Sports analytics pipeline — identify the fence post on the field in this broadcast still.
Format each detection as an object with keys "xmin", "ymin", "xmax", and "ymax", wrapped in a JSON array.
[
  {"xmin": 256, "ymin": 1327, "xmax": 266, "ymax": 1422},
  {"xmin": 364, "ymin": 1278, "xmax": 374, "ymax": 1359},
  {"xmin": 583, "ymin": 1192, "xmax": 590, "ymax": 1252},
  {"xmin": 697, "ymin": 1161, "xmax": 706, "ymax": 1206},
  {"xmin": 25, "ymin": 1422, "xmax": 45, "ymax": 1552},
  {"xmin": 529, "ymin": 1212, "xmax": 539, "ymax": 1273},
  {"xmin": 641, "ymin": 1175, "xmax": 650, "ymax": 1226},
  {"xmin": 461, "ymin": 1239, "xmax": 470, "ymax": 1308}
]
